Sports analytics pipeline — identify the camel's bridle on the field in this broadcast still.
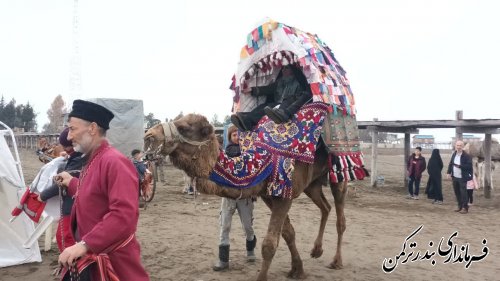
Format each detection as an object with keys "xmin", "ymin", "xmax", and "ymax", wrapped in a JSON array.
[
  {"xmin": 161, "ymin": 122, "xmax": 211, "ymax": 147},
  {"xmin": 157, "ymin": 122, "xmax": 212, "ymax": 160}
]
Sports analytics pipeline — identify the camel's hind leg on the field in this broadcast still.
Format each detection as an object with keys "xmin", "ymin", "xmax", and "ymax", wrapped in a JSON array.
[
  {"xmin": 258, "ymin": 197, "xmax": 304, "ymax": 280},
  {"xmin": 303, "ymin": 178, "xmax": 332, "ymax": 258},
  {"xmin": 328, "ymin": 180, "xmax": 348, "ymax": 269}
]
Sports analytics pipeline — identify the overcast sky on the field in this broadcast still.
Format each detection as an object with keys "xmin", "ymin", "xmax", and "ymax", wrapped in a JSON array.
[{"xmin": 0, "ymin": 0, "xmax": 499, "ymax": 141}]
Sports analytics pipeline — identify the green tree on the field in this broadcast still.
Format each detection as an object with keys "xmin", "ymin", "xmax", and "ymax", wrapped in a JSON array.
[
  {"xmin": 144, "ymin": 113, "xmax": 160, "ymax": 129},
  {"xmin": 20, "ymin": 102, "xmax": 37, "ymax": 132},
  {"xmin": 0, "ymin": 97, "xmax": 37, "ymax": 131},
  {"xmin": 0, "ymin": 95, "xmax": 5, "ymax": 123},
  {"xmin": 14, "ymin": 104, "xmax": 24, "ymax": 129},
  {"xmin": 2, "ymin": 99, "xmax": 16, "ymax": 128},
  {"xmin": 43, "ymin": 95, "xmax": 66, "ymax": 133}
]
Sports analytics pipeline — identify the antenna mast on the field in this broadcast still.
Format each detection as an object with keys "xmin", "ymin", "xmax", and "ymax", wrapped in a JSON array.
[{"xmin": 69, "ymin": 0, "xmax": 82, "ymax": 103}]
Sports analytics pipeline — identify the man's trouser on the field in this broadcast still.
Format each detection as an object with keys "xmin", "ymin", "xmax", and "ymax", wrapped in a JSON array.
[
  {"xmin": 452, "ymin": 177, "xmax": 469, "ymax": 210},
  {"xmin": 219, "ymin": 197, "xmax": 255, "ymax": 245}
]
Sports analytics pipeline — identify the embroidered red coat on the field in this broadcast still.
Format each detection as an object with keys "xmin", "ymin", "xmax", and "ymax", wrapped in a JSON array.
[{"xmin": 68, "ymin": 140, "xmax": 149, "ymax": 280}]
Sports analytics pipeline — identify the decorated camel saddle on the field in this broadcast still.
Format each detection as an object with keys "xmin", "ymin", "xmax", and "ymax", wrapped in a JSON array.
[{"xmin": 210, "ymin": 102, "xmax": 367, "ymax": 199}]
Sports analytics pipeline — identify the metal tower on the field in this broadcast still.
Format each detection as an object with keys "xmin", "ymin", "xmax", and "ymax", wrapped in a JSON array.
[{"xmin": 68, "ymin": 0, "xmax": 82, "ymax": 102}]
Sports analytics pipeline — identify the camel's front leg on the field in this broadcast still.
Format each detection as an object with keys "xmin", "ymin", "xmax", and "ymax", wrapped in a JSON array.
[
  {"xmin": 304, "ymin": 179, "xmax": 331, "ymax": 258},
  {"xmin": 328, "ymin": 181, "xmax": 348, "ymax": 269},
  {"xmin": 281, "ymin": 215, "xmax": 306, "ymax": 279},
  {"xmin": 257, "ymin": 197, "xmax": 293, "ymax": 281}
]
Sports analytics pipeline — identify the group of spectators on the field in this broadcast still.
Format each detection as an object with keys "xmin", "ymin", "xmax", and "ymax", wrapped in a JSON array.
[{"xmin": 406, "ymin": 140, "xmax": 478, "ymax": 214}]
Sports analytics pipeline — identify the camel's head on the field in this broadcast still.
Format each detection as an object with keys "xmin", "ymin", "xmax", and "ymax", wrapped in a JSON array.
[
  {"xmin": 143, "ymin": 113, "xmax": 220, "ymax": 178},
  {"xmin": 143, "ymin": 123, "xmax": 173, "ymax": 156}
]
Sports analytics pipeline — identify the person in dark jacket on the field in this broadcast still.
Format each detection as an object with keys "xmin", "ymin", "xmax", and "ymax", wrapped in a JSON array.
[
  {"xmin": 231, "ymin": 65, "xmax": 311, "ymax": 131},
  {"xmin": 446, "ymin": 140, "xmax": 473, "ymax": 214},
  {"xmin": 131, "ymin": 149, "xmax": 152, "ymax": 201},
  {"xmin": 38, "ymin": 127, "xmax": 85, "ymax": 252},
  {"xmin": 131, "ymin": 149, "xmax": 148, "ymax": 183},
  {"xmin": 406, "ymin": 147, "xmax": 427, "ymax": 200},
  {"xmin": 225, "ymin": 125, "xmax": 241, "ymax": 158},
  {"xmin": 213, "ymin": 125, "xmax": 256, "ymax": 271},
  {"xmin": 425, "ymin": 148, "xmax": 444, "ymax": 204}
]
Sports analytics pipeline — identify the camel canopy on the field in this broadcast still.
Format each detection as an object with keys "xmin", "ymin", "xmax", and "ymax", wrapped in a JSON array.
[
  {"xmin": 231, "ymin": 19, "xmax": 356, "ymax": 116},
  {"xmin": 0, "ymin": 121, "xmax": 42, "ymax": 267}
]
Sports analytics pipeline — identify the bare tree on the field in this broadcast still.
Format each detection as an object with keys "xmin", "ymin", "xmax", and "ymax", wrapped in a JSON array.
[
  {"xmin": 43, "ymin": 95, "xmax": 67, "ymax": 133},
  {"xmin": 210, "ymin": 114, "xmax": 223, "ymax": 127},
  {"xmin": 223, "ymin": 115, "xmax": 231, "ymax": 125}
]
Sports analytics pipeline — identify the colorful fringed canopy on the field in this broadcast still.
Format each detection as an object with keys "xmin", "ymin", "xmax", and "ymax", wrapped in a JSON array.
[{"xmin": 230, "ymin": 19, "xmax": 357, "ymax": 116}]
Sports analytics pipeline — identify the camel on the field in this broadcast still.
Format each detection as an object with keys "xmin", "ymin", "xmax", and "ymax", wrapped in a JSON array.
[
  {"xmin": 464, "ymin": 140, "xmax": 498, "ymax": 189},
  {"xmin": 144, "ymin": 114, "xmax": 350, "ymax": 281},
  {"xmin": 36, "ymin": 137, "xmax": 64, "ymax": 164},
  {"xmin": 464, "ymin": 139, "xmax": 500, "ymax": 161}
]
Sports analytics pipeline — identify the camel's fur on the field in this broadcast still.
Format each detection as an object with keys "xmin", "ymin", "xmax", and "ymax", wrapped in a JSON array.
[
  {"xmin": 144, "ymin": 114, "xmax": 348, "ymax": 281},
  {"xmin": 464, "ymin": 141, "xmax": 497, "ymax": 189},
  {"xmin": 37, "ymin": 137, "xmax": 64, "ymax": 163}
]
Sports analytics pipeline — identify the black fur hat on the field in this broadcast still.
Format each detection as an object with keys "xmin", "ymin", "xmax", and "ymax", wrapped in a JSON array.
[{"xmin": 68, "ymin": 99, "xmax": 114, "ymax": 130}]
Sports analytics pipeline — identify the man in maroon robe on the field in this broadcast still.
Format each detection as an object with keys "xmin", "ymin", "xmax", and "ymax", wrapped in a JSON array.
[{"xmin": 57, "ymin": 99, "xmax": 149, "ymax": 280}]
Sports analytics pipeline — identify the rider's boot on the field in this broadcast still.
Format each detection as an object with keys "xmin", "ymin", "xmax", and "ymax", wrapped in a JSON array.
[
  {"xmin": 213, "ymin": 244, "xmax": 230, "ymax": 271},
  {"xmin": 246, "ymin": 235, "xmax": 257, "ymax": 262}
]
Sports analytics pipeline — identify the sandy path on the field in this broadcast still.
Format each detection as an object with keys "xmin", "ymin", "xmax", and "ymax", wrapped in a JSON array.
[{"xmin": 2, "ymin": 149, "xmax": 498, "ymax": 281}]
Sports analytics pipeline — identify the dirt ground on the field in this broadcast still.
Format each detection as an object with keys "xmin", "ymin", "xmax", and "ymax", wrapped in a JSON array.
[{"xmin": 2, "ymin": 148, "xmax": 499, "ymax": 281}]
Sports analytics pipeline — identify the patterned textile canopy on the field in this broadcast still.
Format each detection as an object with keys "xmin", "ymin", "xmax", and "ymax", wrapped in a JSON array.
[{"xmin": 230, "ymin": 19, "xmax": 357, "ymax": 116}]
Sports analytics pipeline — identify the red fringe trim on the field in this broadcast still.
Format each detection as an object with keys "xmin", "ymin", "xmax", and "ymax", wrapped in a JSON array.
[{"xmin": 328, "ymin": 152, "xmax": 368, "ymax": 184}]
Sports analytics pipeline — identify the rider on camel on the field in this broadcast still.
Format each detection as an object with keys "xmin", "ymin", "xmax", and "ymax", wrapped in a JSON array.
[{"xmin": 231, "ymin": 64, "xmax": 312, "ymax": 131}]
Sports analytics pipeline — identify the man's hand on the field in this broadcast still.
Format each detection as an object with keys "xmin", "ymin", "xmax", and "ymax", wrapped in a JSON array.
[
  {"xmin": 446, "ymin": 174, "xmax": 451, "ymax": 179},
  {"xmin": 58, "ymin": 242, "xmax": 88, "ymax": 268},
  {"xmin": 55, "ymin": 171, "xmax": 74, "ymax": 187}
]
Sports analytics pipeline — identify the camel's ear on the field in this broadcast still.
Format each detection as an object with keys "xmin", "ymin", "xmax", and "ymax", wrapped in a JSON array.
[{"xmin": 200, "ymin": 124, "xmax": 214, "ymax": 138}]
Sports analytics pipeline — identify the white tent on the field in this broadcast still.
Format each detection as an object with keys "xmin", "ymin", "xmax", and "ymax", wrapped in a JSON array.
[{"xmin": 0, "ymin": 121, "xmax": 42, "ymax": 267}]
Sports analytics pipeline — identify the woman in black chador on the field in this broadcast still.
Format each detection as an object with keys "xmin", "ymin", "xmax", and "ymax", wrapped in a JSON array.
[{"xmin": 425, "ymin": 148, "xmax": 444, "ymax": 204}]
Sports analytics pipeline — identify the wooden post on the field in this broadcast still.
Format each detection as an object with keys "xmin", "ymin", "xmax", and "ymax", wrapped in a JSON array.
[
  {"xmin": 371, "ymin": 118, "xmax": 378, "ymax": 187},
  {"xmin": 455, "ymin": 110, "xmax": 463, "ymax": 143},
  {"xmin": 484, "ymin": 134, "xmax": 492, "ymax": 198},
  {"xmin": 404, "ymin": 133, "xmax": 411, "ymax": 187}
]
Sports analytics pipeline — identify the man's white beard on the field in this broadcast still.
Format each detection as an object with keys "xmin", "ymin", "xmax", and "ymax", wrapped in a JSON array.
[
  {"xmin": 74, "ymin": 144, "xmax": 83, "ymax": 153},
  {"xmin": 74, "ymin": 132, "xmax": 92, "ymax": 154}
]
